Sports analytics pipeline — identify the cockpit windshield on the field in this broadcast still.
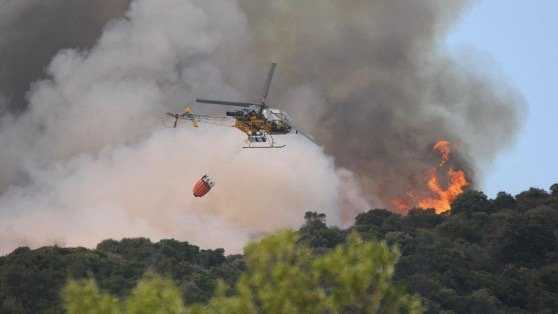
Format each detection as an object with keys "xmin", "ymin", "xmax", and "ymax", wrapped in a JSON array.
[{"xmin": 265, "ymin": 109, "xmax": 292, "ymax": 124}]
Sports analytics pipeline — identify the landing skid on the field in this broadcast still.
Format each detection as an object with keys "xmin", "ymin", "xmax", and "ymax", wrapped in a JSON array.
[
  {"xmin": 243, "ymin": 133, "xmax": 286, "ymax": 149},
  {"xmin": 243, "ymin": 144, "xmax": 286, "ymax": 149}
]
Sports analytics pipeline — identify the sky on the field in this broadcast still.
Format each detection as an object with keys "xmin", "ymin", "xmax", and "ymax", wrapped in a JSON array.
[{"xmin": 448, "ymin": 0, "xmax": 558, "ymax": 197}]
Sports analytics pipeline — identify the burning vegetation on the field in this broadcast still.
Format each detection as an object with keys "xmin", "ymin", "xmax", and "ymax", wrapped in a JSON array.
[{"xmin": 392, "ymin": 141, "xmax": 470, "ymax": 214}]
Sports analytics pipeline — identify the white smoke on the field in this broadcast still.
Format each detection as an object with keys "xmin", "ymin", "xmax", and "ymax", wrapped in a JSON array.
[
  {"xmin": 0, "ymin": 126, "xmax": 342, "ymax": 253},
  {"xmin": 0, "ymin": 0, "xmax": 364, "ymax": 254}
]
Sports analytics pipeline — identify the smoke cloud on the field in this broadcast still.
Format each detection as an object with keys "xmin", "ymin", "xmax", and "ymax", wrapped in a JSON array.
[
  {"xmin": 233, "ymin": 0, "xmax": 525, "ymax": 208},
  {"xmin": 0, "ymin": 0, "xmax": 524, "ymax": 253},
  {"xmin": 0, "ymin": 0, "xmax": 343, "ymax": 254},
  {"xmin": 0, "ymin": 0, "xmax": 132, "ymax": 113},
  {"xmin": 0, "ymin": 127, "xmax": 339, "ymax": 253}
]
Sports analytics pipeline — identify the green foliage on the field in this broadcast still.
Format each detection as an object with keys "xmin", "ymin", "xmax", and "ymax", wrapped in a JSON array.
[
  {"xmin": 126, "ymin": 275, "xmax": 185, "ymax": 314},
  {"xmin": 451, "ymin": 190, "xmax": 491, "ymax": 215},
  {"xmin": 298, "ymin": 211, "xmax": 345, "ymax": 249},
  {"xmin": 190, "ymin": 231, "xmax": 422, "ymax": 314},
  {"xmin": 63, "ymin": 279, "xmax": 121, "ymax": 314},
  {"xmin": 63, "ymin": 275, "xmax": 185, "ymax": 314},
  {"xmin": 63, "ymin": 232, "xmax": 422, "ymax": 314},
  {"xmin": 0, "ymin": 239, "xmax": 240, "ymax": 313},
  {"xmin": 492, "ymin": 192, "xmax": 517, "ymax": 210},
  {"xmin": 496, "ymin": 219, "xmax": 557, "ymax": 266},
  {"xmin": 354, "ymin": 209, "xmax": 401, "ymax": 240},
  {"xmin": 404, "ymin": 209, "xmax": 444, "ymax": 230},
  {"xmin": 516, "ymin": 188, "xmax": 550, "ymax": 209},
  {"xmin": 354, "ymin": 187, "xmax": 558, "ymax": 313}
]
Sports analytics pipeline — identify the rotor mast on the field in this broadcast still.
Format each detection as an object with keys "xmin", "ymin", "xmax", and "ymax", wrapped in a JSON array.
[{"xmin": 261, "ymin": 62, "xmax": 277, "ymax": 111}]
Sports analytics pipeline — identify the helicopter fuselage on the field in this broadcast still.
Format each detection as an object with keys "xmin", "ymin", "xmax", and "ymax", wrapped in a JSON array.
[
  {"xmin": 173, "ymin": 63, "xmax": 310, "ymax": 149},
  {"xmin": 227, "ymin": 107, "xmax": 292, "ymax": 136}
]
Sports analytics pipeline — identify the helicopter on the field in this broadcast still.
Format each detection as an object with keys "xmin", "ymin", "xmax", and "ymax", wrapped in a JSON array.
[{"xmin": 166, "ymin": 63, "xmax": 313, "ymax": 149}]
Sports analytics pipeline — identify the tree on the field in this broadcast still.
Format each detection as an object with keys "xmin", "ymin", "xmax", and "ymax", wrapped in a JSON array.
[
  {"xmin": 63, "ymin": 275, "xmax": 185, "ymax": 314},
  {"xmin": 492, "ymin": 192, "xmax": 517, "ymax": 210},
  {"xmin": 404, "ymin": 208, "xmax": 444, "ymax": 230},
  {"xmin": 451, "ymin": 190, "xmax": 491, "ymax": 215},
  {"xmin": 354, "ymin": 209, "xmax": 402, "ymax": 239},
  {"xmin": 496, "ymin": 222, "xmax": 557, "ymax": 266},
  {"xmin": 437, "ymin": 215, "xmax": 482, "ymax": 243},
  {"xmin": 355, "ymin": 209, "xmax": 395, "ymax": 227},
  {"xmin": 63, "ymin": 279, "xmax": 121, "ymax": 314},
  {"xmin": 465, "ymin": 289, "xmax": 502, "ymax": 314},
  {"xmin": 515, "ymin": 188, "xmax": 549, "ymax": 209},
  {"xmin": 303, "ymin": 211, "xmax": 327, "ymax": 225},
  {"xmin": 126, "ymin": 275, "xmax": 185, "ymax": 314},
  {"xmin": 190, "ymin": 231, "xmax": 423, "ymax": 314},
  {"xmin": 299, "ymin": 212, "xmax": 345, "ymax": 249},
  {"xmin": 64, "ymin": 231, "xmax": 423, "ymax": 314},
  {"xmin": 534, "ymin": 264, "xmax": 558, "ymax": 306}
]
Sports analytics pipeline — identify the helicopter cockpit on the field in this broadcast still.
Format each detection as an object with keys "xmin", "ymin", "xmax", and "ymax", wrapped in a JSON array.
[{"xmin": 263, "ymin": 108, "xmax": 292, "ymax": 133}]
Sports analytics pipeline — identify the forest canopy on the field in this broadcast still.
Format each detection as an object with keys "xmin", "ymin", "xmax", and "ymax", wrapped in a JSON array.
[{"xmin": 1, "ymin": 185, "xmax": 558, "ymax": 313}]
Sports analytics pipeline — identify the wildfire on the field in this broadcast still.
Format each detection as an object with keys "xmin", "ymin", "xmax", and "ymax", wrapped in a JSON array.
[
  {"xmin": 434, "ymin": 140, "xmax": 450, "ymax": 166},
  {"xmin": 392, "ymin": 140, "xmax": 469, "ymax": 214}
]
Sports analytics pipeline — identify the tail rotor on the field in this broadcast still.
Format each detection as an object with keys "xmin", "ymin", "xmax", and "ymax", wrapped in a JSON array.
[{"xmin": 166, "ymin": 106, "xmax": 199, "ymax": 128}]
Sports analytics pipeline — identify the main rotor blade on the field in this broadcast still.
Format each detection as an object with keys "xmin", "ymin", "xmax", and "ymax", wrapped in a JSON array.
[
  {"xmin": 262, "ymin": 62, "xmax": 277, "ymax": 102},
  {"xmin": 196, "ymin": 99, "xmax": 259, "ymax": 108}
]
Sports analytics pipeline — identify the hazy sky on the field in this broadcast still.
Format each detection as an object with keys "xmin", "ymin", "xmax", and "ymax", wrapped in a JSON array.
[{"xmin": 448, "ymin": 0, "xmax": 558, "ymax": 196}]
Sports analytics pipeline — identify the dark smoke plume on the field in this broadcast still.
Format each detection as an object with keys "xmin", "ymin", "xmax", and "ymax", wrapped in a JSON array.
[
  {"xmin": 0, "ymin": 0, "xmax": 131, "ymax": 113},
  {"xmin": 228, "ymin": 0, "xmax": 525, "ymax": 211}
]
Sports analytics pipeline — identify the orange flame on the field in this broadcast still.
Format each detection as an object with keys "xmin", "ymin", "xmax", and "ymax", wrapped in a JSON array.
[
  {"xmin": 434, "ymin": 140, "xmax": 450, "ymax": 166},
  {"xmin": 417, "ymin": 168, "xmax": 468, "ymax": 213},
  {"xmin": 392, "ymin": 198, "xmax": 412, "ymax": 212},
  {"xmin": 391, "ymin": 140, "xmax": 469, "ymax": 214}
]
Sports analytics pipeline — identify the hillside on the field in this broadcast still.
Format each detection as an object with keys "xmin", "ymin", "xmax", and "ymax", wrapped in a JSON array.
[{"xmin": 1, "ymin": 185, "xmax": 558, "ymax": 313}]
